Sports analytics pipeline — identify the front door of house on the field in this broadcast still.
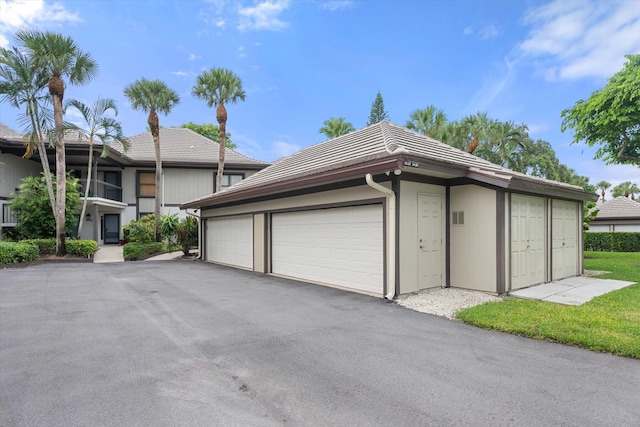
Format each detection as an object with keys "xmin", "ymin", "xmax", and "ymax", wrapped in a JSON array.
[
  {"xmin": 418, "ymin": 193, "xmax": 443, "ymax": 289},
  {"xmin": 104, "ymin": 214, "xmax": 120, "ymax": 244}
]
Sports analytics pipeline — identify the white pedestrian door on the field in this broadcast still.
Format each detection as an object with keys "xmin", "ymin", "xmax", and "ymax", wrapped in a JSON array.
[
  {"xmin": 511, "ymin": 195, "xmax": 545, "ymax": 290},
  {"xmin": 418, "ymin": 194, "xmax": 443, "ymax": 289},
  {"xmin": 552, "ymin": 200, "xmax": 578, "ymax": 280}
]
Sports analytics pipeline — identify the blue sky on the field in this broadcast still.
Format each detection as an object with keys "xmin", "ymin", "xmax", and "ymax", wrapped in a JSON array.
[{"xmin": 1, "ymin": 0, "xmax": 638, "ymax": 191}]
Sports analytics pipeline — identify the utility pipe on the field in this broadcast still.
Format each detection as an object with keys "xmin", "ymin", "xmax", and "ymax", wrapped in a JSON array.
[{"xmin": 365, "ymin": 173, "xmax": 396, "ymax": 300}]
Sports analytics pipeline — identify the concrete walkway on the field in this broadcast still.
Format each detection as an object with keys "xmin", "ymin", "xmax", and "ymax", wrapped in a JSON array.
[
  {"xmin": 93, "ymin": 245, "xmax": 191, "ymax": 263},
  {"xmin": 510, "ymin": 276, "xmax": 635, "ymax": 305}
]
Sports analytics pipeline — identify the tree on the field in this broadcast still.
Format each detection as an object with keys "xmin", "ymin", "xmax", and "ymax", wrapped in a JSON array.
[
  {"xmin": 612, "ymin": 181, "xmax": 640, "ymax": 198},
  {"xmin": 319, "ymin": 117, "xmax": 355, "ymax": 138},
  {"xmin": 595, "ymin": 181, "xmax": 611, "ymax": 201},
  {"xmin": 405, "ymin": 105, "xmax": 448, "ymax": 140},
  {"xmin": 124, "ymin": 78, "xmax": 180, "ymax": 242},
  {"xmin": 561, "ymin": 54, "xmax": 640, "ymax": 167},
  {"xmin": 65, "ymin": 98, "xmax": 129, "ymax": 237},
  {"xmin": 16, "ymin": 29, "xmax": 98, "ymax": 256},
  {"xmin": 367, "ymin": 91, "xmax": 389, "ymax": 125},
  {"xmin": 10, "ymin": 173, "xmax": 80, "ymax": 240},
  {"xmin": 0, "ymin": 45, "xmax": 55, "ymax": 216},
  {"xmin": 192, "ymin": 67, "xmax": 246, "ymax": 193},
  {"xmin": 180, "ymin": 122, "xmax": 236, "ymax": 149}
]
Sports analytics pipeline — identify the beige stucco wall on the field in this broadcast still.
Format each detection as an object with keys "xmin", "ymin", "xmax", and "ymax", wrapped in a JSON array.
[
  {"xmin": 450, "ymin": 185, "xmax": 497, "ymax": 292},
  {"xmin": 398, "ymin": 181, "xmax": 446, "ymax": 294},
  {"xmin": 0, "ymin": 153, "xmax": 42, "ymax": 198}
]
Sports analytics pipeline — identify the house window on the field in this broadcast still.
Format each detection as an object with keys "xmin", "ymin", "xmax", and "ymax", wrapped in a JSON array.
[
  {"xmin": 452, "ymin": 211, "xmax": 465, "ymax": 226},
  {"xmin": 216, "ymin": 173, "xmax": 244, "ymax": 191},
  {"xmin": 138, "ymin": 172, "xmax": 155, "ymax": 197}
]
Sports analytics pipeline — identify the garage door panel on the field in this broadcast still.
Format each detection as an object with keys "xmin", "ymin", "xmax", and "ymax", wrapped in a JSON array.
[
  {"xmin": 207, "ymin": 216, "xmax": 253, "ymax": 269},
  {"xmin": 552, "ymin": 200, "xmax": 578, "ymax": 281},
  {"xmin": 272, "ymin": 205, "xmax": 383, "ymax": 295},
  {"xmin": 511, "ymin": 195, "xmax": 545, "ymax": 290}
]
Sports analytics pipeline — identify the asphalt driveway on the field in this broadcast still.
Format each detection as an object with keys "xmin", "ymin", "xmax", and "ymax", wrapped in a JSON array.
[{"xmin": 1, "ymin": 261, "xmax": 638, "ymax": 426}]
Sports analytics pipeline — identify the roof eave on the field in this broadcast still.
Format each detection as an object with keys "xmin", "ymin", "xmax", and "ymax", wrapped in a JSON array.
[{"xmin": 181, "ymin": 157, "xmax": 404, "ymax": 210}]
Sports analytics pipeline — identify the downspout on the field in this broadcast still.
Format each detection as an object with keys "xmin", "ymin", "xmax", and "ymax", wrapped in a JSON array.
[{"xmin": 366, "ymin": 173, "xmax": 396, "ymax": 300}]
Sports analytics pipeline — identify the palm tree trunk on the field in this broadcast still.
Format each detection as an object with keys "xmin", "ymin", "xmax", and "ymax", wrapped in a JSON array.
[
  {"xmin": 52, "ymin": 90, "xmax": 66, "ymax": 256},
  {"xmin": 216, "ymin": 103, "xmax": 227, "ymax": 193},
  {"xmin": 77, "ymin": 139, "xmax": 93, "ymax": 237},
  {"xmin": 149, "ymin": 110, "xmax": 162, "ymax": 242},
  {"xmin": 29, "ymin": 101, "xmax": 56, "ymax": 216}
]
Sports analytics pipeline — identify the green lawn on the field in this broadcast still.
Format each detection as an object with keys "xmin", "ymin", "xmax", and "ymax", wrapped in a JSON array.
[{"xmin": 456, "ymin": 252, "xmax": 640, "ymax": 359}]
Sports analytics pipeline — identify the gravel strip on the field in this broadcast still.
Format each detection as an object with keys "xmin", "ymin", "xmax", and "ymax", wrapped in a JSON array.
[{"xmin": 396, "ymin": 287, "xmax": 502, "ymax": 319}]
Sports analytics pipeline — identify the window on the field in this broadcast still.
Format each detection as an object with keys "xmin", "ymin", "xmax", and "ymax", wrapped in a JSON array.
[
  {"xmin": 216, "ymin": 173, "xmax": 244, "ymax": 191},
  {"xmin": 138, "ymin": 172, "xmax": 155, "ymax": 197},
  {"xmin": 452, "ymin": 211, "xmax": 465, "ymax": 226}
]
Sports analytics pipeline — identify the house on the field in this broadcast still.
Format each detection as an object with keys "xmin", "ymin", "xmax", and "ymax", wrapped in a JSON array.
[
  {"xmin": 181, "ymin": 122, "xmax": 598, "ymax": 298},
  {"xmin": 589, "ymin": 196, "xmax": 640, "ymax": 232},
  {"xmin": 0, "ymin": 124, "xmax": 268, "ymax": 244}
]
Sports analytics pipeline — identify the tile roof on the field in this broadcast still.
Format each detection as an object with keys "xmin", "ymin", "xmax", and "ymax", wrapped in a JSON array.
[
  {"xmin": 182, "ymin": 121, "xmax": 593, "ymax": 209},
  {"xmin": 111, "ymin": 127, "xmax": 266, "ymax": 166},
  {"xmin": 0, "ymin": 124, "xmax": 267, "ymax": 168},
  {"xmin": 593, "ymin": 196, "xmax": 640, "ymax": 220}
]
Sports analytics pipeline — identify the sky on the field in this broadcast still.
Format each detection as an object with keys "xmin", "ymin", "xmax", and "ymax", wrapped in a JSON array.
[{"xmin": 0, "ymin": 0, "xmax": 638, "ymax": 192}]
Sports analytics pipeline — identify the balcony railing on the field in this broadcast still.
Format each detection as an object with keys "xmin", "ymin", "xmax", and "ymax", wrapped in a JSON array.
[
  {"xmin": 79, "ymin": 179, "xmax": 123, "ymax": 202},
  {"xmin": 1, "ymin": 200, "xmax": 16, "ymax": 226}
]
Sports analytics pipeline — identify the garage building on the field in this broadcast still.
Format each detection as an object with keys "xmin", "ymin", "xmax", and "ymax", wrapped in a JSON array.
[{"xmin": 181, "ymin": 122, "xmax": 598, "ymax": 298}]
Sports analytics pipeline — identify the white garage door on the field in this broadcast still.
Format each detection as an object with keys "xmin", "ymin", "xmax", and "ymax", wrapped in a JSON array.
[
  {"xmin": 552, "ymin": 200, "xmax": 578, "ymax": 281},
  {"xmin": 272, "ymin": 205, "xmax": 384, "ymax": 295},
  {"xmin": 511, "ymin": 194, "xmax": 545, "ymax": 290},
  {"xmin": 207, "ymin": 215, "xmax": 253, "ymax": 269}
]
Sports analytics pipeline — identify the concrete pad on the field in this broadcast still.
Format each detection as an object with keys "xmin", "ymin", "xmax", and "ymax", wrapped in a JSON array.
[
  {"xmin": 510, "ymin": 276, "xmax": 636, "ymax": 306},
  {"xmin": 93, "ymin": 245, "xmax": 124, "ymax": 263}
]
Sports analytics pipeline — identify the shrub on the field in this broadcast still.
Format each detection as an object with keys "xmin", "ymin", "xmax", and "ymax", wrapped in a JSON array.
[
  {"xmin": 123, "ymin": 214, "xmax": 156, "ymax": 243},
  {"xmin": 67, "ymin": 240, "xmax": 99, "ymax": 257},
  {"xmin": 0, "ymin": 241, "xmax": 39, "ymax": 264},
  {"xmin": 584, "ymin": 232, "xmax": 640, "ymax": 252},
  {"xmin": 159, "ymin": 213, "xmax": 179, "ymax": 246},
  {"xmin": 21, "ymin": 238, "xmax": 56, "ymax": 255},
  {"xmin": 123, "ymin": 242, "xmax": 163, "ymax": 260},
  {"xmin": 176, "ymin": 216, "xmax": 198, "ymax": 256}
]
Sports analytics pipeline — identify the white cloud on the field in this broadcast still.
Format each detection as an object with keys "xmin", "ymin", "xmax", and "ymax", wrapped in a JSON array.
[
  {"xmin": 238, "ymin": 45, "xmax": 246, "ymax": 58},
  {"xmin": 320, "ymin": 1, "xmax": 354, "ymax": 11},
  {"xmin": 170, "ymin": 71, "xmax": 190, "ymax": 77},
  {"xmin": 214, "ymin": 19, "xmax": 225, "ymax": 28},
  {"xmin": 188, "ymin": 53, "xmax": 201, "ymax": 61},
  {"xmin": 271, "ymin": 141, "xmax": 300, "ymax": 159},
  {"xmin": 478, "ymin": 24, "xmax": 500, "ymax": 39},
  {"xmin": 0, "ymin": 0, "xmax": 81, "ymax": 47},
  {"xmin": 526, "ymin": 123, "xmax": 549, "ymax": 135},
  {"xmin": 463, "ymin": 26, "xmax": 473, "ymax": 36},
  {"xmin": 520, "ymin": 0, "xmax": 640, "ymax": 80},
  {"xmin": 464, "ymin": 57, "xmax": 516, "ymax": 113},
  {"xmin": 237, "ymin": 0, "xmax": 290, "ymax": 31}
]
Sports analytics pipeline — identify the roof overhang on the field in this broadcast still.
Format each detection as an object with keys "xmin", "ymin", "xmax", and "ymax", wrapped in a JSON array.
[{"xmin": 81, "ymin": 197, "xmax": 127, "ymax": 211}]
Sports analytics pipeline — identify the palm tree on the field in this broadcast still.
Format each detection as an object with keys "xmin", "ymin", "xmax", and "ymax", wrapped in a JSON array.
[
  {"xmin": 612, "ymin": 181, "xmax": 640, "ymax": 198},
  {"xmin": 65, "ymin": 98, "xmax": 129, "ymax": 237},
  {"xmin": 595, "ymin": 181, "xmax": 611, "ymax": 201},
  {"xmin": 192, "ymin": 67, "xmax": 246, "ymax": 193},
  {"xmin": 16, "ymin": 29, "xmax": 98, "ymax": 256},
  {"xmin": 124, "ymin": 78, "xmax": 180, "ymax": 242},
  {"xmin": 319, "ymin": 117, "xmax": 355, "ymax": 138},
  {"xmin": 405, "ymin": 105, "xmax": 448, "ymax": 140},
  {"xmin": 0, "ymin": 46, "xmax": 55, "ymax": 215}
]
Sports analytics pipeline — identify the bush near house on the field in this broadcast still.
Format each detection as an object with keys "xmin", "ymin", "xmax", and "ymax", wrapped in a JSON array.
[
  {"xmin": 584, "ymin": 232, "xmax": 640, "ymax": 252},
  {"xmin": 123, "ymin": 242, "xmax": 164, "ymax": 260},
  {"xmin": 66, "ymin": 240, "xmax": 99, "ymax": 257},
  {"xmin": 0, "ymin": 241, "xmax": 39, "ymax": 264},
  {"xmin": 123, "ymin": 214, "xmax": 156, "ymax": 244},
  {"xmin": 21, "ymin": 238, "xmax": 56, "ymax": 255}
]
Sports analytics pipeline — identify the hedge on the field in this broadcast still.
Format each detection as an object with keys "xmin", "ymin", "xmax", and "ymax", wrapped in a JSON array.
[
  {"xmin": 123, "ymin": 242, "xmax": 164, "ymax": 260},
  {"xmin": 0, "ymin": 241, "xmax": 39, "ymax": 264},
  {"xmin": 584, "ymin": 232, "xmax": 640, "ymax": 252},
  {"xmin": 19, "ymin": 238, "xmax": 98, "ymax": 257},
  {"xmin": 21, "ymin": 238, "xmax": 56, "ymax": 255}
]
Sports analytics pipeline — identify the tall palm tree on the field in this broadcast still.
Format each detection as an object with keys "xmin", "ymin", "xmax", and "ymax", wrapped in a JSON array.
[
  {"xmin": 319, "ymin": 117, "xmax": 355, "ymax": 139},
  {"xmin": 612, "ymin": 181, "xmax": 640, "ymax": 198},
  {"xmin": 405, "ymin": 105, "xmax": 448, "ymax": 140},
  {"xmin": 0, "ymin": 46, "xmax": 55, "ymax": 214},
  {"xmin": 65, "ymin": 98, "xmax": 129, "ymax": 237},
  {"xmin": 192, "ymin": 67, "xmax": 246, "ymax": 193},
  {"xmin": 16, "ymin": 29, "xmax": 98, "ymax": 256},
  {"xmin": 595, "ymin": 181, "xmax": 611, "ymax": 201},
  {"xmin": 124, "ymin": 78, "xmax": 180, "ymax": 241}
]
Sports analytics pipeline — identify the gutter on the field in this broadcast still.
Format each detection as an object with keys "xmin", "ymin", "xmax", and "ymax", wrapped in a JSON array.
[{"xmin": 365, "ymin": 173, "xmax": 396, "ymax": 300}]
